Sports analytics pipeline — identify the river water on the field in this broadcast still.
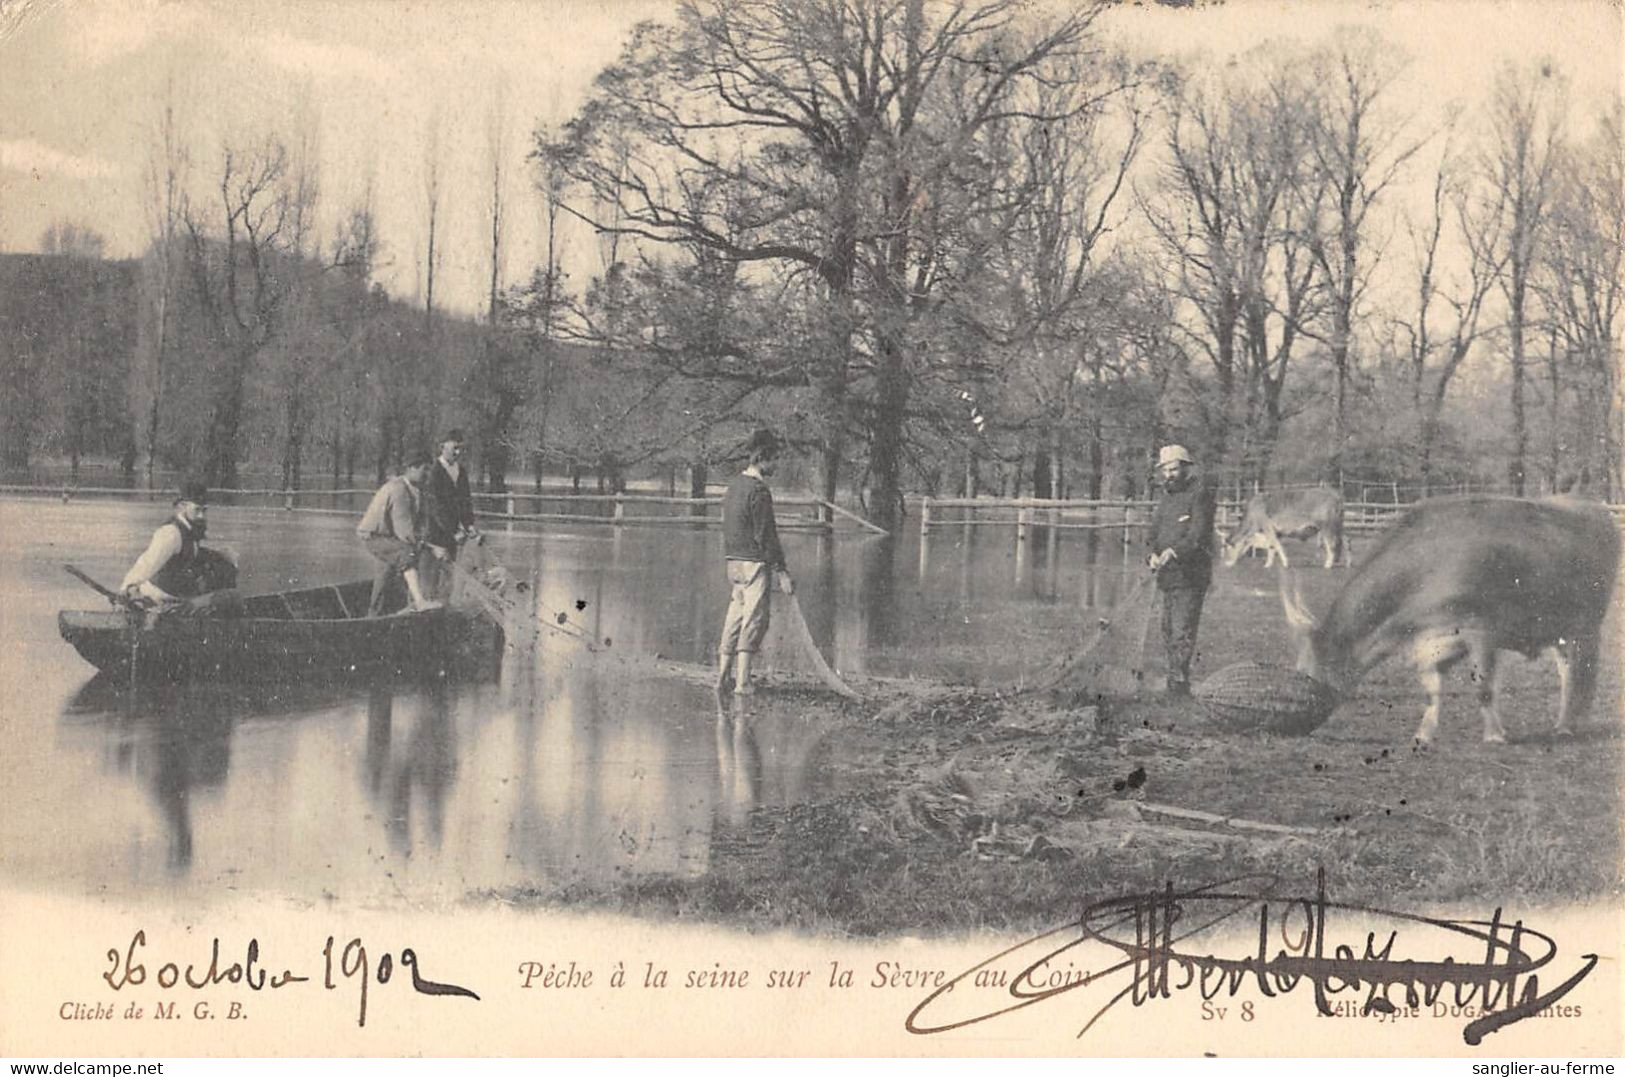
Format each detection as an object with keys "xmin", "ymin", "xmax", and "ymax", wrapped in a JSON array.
[{"xmin": 0, "ymin": 499, "xmax": 1142, "ymax": 905}]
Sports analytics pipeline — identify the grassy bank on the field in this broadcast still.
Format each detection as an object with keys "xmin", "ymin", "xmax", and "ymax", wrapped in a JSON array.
[{"xmin": 489, "ymin": 565, "xmax": 1624, "ymax": 937}]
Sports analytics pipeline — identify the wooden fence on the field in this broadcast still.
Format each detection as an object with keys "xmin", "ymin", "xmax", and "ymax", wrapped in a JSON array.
[
  {"xmin": 916, "ymin": 494, "xmax": 1625, "ymax": 537},
  {"xmin": 0, "ymin": 484, "xmax": 889, "ymax": 536},
  {"xmin": 7, "ymin": 484, "xmax": 1623, "ymax": 537}
]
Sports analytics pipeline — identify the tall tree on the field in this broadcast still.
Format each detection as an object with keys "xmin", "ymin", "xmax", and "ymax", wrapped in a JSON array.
[
  {"xmin": 473, "ymin": 83, "xmax": 521, "ymax": 489},
  {"xmin": 421, "ymin": 107, "xmax": 445, "ymax": 333},
  {"xmin": 325, "ymin": 190, "xmax": 384, "ymax": 488},
  {"xmin": 276, "ymin": 90, "xmax": 323, "ymax": 490},
  {"xmin": 140, "ymin": 77, "xmax": 189, "ymax": 489},
  {"xmin": 1302, "ymin": 27, "xmax": 1424, "ymax": 484},
  {"xmin": 522, "ymin": 141, "xmax": 571, "ymax": 489},
  {"xmin": 968, "ymin": 57, "xmax": 1148, "ymax": 499},
  {"xmin": 181, "ymin": 137, "xmax": 295, "ymax": 487},
  {"xmin": 541, "ymin": 0, "xmax": 1118, "ymax": 530},
  {"xmin": 1388, "ymin": 141, "xmax": 1506, "ymax": 494},
  {"xmin": 1539, "ymin": 105, "xmax": 1622, "ymax": 497},
  {"xmin": 1146, "ymin": 49, "xmax": 1321, "ymax": 479},
  {"xmin": 1481, "ymin": 60, "xmax": 1566, "ymax": 495}
]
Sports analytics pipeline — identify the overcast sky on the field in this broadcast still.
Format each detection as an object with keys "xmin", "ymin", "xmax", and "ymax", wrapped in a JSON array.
[{"xmin": 0, "ymin": 0, "xmax": 1619, "ymax": 318}]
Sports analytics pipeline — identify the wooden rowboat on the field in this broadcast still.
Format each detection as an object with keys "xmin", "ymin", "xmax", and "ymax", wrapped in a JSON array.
[{"xmin": 58, "ymin": 580, "xmax": 505, "ymax": 682}]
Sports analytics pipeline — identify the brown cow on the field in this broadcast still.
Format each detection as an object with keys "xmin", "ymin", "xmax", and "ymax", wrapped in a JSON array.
[
  {"xmin": 1279, "ymin": 496, "xmax": 1620, "ymax": 745},
  {"xmin": 1223, "ymin": 487, "xmax": 1344, "ymax": 569}
]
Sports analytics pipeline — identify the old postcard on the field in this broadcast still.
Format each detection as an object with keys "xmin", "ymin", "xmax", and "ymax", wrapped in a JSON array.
[{"xmin": 1, "ymin": 0, "xmax": 1621, "ymax": 1059}]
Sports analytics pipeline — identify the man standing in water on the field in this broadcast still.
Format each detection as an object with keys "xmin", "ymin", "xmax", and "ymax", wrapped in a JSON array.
[
  {"xmin": 358, "ymin": 450, "xmax": 444, "ymax": 616},
  {"xmin": 1146, "ymin": 443, "xmax": 1217, "ymax": 697},
  {"xmin": 717, "ymin": 429, "xmax": 793, "ymax": 697}
]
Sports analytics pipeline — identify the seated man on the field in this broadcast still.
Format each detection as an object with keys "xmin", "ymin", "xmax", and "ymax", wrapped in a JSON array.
[
  {"xmin": 120, "ymin": 479, "xmax": 239, "ymax": 614},
  {"xmin": 357, "ymin": 451, "xmax": 445, "ymax": 616}
]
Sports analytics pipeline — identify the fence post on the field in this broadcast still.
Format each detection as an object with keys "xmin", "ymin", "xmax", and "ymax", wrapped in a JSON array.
[
  {"xmin": 1017, "ymin": 505, "xmax": 1033, "ymax": 542},
  {"xmin": 920, "ymin": 496, "xmax": 932, "ymax": 535},
  {"xmin": 613, "ymin": 493, "xmax": 625, "ymax": 525},
  {"xmin": 283, "ymin": 488, "xmax": 295, "ymax": 511}
]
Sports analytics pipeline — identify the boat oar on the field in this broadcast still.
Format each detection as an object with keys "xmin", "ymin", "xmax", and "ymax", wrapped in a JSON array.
[
  {"xmin": 63, "ymin": 564, "xmax": 142, "ymax": 690},
  {"xmin": 64, "ymin": 564, "xmax": 134, "ymax": 608}
]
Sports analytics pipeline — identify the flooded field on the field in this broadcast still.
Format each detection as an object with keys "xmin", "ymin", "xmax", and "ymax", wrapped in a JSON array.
[
  {"xmin": 6, "ymin": 498, "xmax": 1619, "ymax": 932},
  {"xmin": 0, "ymin": 499, "xmax": 1144, "ymax": 906}
]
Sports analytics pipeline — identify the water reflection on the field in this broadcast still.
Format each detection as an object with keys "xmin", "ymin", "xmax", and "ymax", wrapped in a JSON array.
[
  {"xmin": 11, "ymin": 501, "xmax": 1151, "ymax": 901},
  {"xmin": 368, "ymin": 680, "xmax": 459, "ymax": 857}
]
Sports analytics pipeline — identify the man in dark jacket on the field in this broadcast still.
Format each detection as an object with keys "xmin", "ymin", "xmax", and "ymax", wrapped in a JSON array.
[
  {"xmin": 717, "ymin": 428, "xmax": 794, "ymax": 697},
  {"xmin": 119, "ymin": 479, "xmax": 240, "ymax": 616},
  {"xmin": 423, "ymin": 428, "xmax": 481, "ymax": 598},
  {"xmin": 1146, "ymin": 443, "xmax": 1217, "ymax": 696}
]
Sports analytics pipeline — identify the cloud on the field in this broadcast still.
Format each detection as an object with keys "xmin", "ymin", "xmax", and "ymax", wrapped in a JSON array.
[
  {"xmin": 258, "ymin": 30, "xmax": 396, "ymax": 86},
  {"xmin": 73, "ymin": 0, "xmax": 200, "ymax": 65},
  {"xmin": 0, "ymin": 138, "xmax": 121, "ymax": 180}
]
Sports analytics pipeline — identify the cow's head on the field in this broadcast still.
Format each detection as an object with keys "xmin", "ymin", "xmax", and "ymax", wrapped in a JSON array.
[{"xmin": 1221, "ymin": 528, "xmax": 1266, "ymax": 568}]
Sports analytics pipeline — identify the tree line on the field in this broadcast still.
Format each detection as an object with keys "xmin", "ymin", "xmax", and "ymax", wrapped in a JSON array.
[{"xmin": 2, "ymin": 0, "xmax": 1618, "ymax": 526}]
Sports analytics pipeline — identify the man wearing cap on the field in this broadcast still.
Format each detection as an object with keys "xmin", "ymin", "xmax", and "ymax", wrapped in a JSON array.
[
  {"xmin": 121, "ymin": 479, "xmax": 220, "ymax": 607},
  {"xmin": 1146, "ymin": 444, "xmax": 1217, "ymax": 697},
  {"xmin": 423, "ymin": 428, "xmax": 480, "ymax": 599},
  {"xmin": 357, "ymin": 451, "xmax": 444, "ymax": 616},
  {"xmin": 716, "ymin": 428, "xmax": 794, "ymax": 697}
]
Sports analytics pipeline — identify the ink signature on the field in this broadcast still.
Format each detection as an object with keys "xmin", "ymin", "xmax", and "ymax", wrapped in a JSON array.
[
  {"xmin": 906, "ymin": 873, "xmax": 1596, "ymax": 1046},
  {"xmin": 103, "ymin": 929, "xmax": 480, "ymax": 1027}
]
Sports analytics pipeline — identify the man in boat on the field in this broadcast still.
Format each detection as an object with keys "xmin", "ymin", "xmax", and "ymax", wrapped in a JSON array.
[
  {"xmin": 1145, "ymin": 443, "xmax": 1218, "ymax": 698},
  {"xmin": 717, "ymin": 428, "xmax": 794, "ymax": 697},
  {"xmin": 357, "ymin": 451, "xmax": 445, "ymax": 616},
  {"xmin": 423, "ymin": 427, "xmax": 481, "ymax": 599},
  {"xmin": 119, "ymin": 479, "xmax": 241, "ymax": 614}
]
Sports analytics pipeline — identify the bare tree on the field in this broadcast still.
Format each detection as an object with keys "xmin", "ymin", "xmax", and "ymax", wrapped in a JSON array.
[
  {"xmin": 1539, "ymin": 104, "xmax": 1622, "ymax": 497},
  {"xmin": 486, "ymin": 84, "xmax": 508, "ymax": 328},
  {"xmin": 541, "ymin": 0, "xmax": 1118, "ymax": 530},
  {"xmin": 1145, "ymin": 50, "xmax": 1322, "ymax": 480},
  {"xmin": 1301, "ymin": 27, "xmax": 1425, "ymax": 483},
  {"xmin": 473, "ymin": 83, "xmax": 523, "ymax": 490},
  {"xmin": 1480, "ymin": 60, "xmax": 1567, "ymax": 494},
  {"xmin": 139, "ymin": 78, "xmax": 188, "ymax": 489},
  {"xmin": 277, "ymin": 90, "xmax": 323, "ymax": 490},
  {"xmin": 525, "ymin": 136, "xmax": 571, "ymax": 490},
  {"xmin": 1389, "ymin": 141, "xmax": 1506, "ymax": 494},
  {"xmin": 326, "ymin": 184, "xmax": 383, "ymax": 488},
  {"xmin": 181, "ymin": 136, "xmax": 294, "ymax": 488},
  {"xmin": 977, "ymin": 56, "xmax": 1149, "ymax": 498},
  {"xmin": 422, "ymin": 107, "xmax": 444, "ymax": 333}
]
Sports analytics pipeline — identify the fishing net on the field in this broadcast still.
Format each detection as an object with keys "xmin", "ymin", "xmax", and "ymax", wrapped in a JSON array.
[
  {"xmin": 448, "ymin": 540, "xmax": 862, "ymax": 698},
  {"xmin": 1041, "ymin": 572, "xmax": 1160, "ymax": 700}
]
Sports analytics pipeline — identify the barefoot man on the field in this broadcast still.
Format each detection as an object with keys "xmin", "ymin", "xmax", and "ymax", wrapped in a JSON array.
[{"xmin": 717, "ymin": 429, "xmax": 794, "ymax": 697}]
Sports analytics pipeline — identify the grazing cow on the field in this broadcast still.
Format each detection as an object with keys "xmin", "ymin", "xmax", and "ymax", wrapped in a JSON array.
[
  {"xmin": 1278, "ymin": 496, "xmax": 1620, "ymax": 745},
  {"xmin": 1223, "ymin": 487, "xmax": 1345, "ymax": 569}
]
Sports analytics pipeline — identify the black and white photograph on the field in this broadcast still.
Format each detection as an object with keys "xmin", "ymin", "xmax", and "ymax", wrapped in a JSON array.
[{"xmin": 0, "ymin": 0, "xmax": 1620, "ymax": 1060}]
